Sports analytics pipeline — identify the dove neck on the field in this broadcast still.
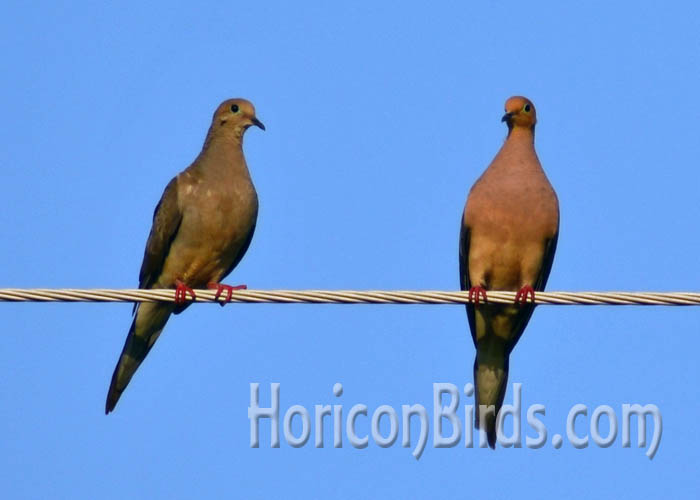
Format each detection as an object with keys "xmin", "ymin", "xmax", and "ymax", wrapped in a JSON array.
[
  {"xmin": 506, "ymin": 125, "xmax": 535, "ymax": 143},
  {"xmin": 492, "ymin": 126, "xmax": 542, "ymax": 174},
  {"xmin": 196, "ymin": 135, "xmax": 250, "ymax": 178}
]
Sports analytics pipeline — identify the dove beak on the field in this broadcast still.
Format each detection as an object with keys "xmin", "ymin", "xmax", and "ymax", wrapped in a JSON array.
[
  {"xmin": 501, "ymin": 112, "xmax": 514, "ymax": 123},
  {"xmin": 251, "ymin": 117, "xmax": 266, "ymax": 131}
]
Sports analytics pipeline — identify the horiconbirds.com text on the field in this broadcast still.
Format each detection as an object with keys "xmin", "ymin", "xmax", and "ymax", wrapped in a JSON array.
[{"xmin": 248, "ymin": 382, "xmax": 662, "ymax": 459}]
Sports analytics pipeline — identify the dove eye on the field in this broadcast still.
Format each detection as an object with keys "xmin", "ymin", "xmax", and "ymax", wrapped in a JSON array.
[
  {"xmin": 230, "ymin": 104, "xmax": 240, "ymax": 113},
  {"xmin": 523, "ymin": 104, "xmax": 532, "ymax": 113}
]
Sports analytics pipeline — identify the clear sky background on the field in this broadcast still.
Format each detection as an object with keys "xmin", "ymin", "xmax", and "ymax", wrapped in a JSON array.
[{"xmin": 1, "ymin": 1, "xmax": 699, "ymax": 498}]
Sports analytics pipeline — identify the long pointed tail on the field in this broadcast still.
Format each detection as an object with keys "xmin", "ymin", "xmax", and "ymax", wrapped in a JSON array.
[
  {"xmin": 473, "ymin": 341, "xmax": 509, "ymax": 448},
  {"xmin": 105, "ymin": 302, "xmax": 173, "ymax": 414}
]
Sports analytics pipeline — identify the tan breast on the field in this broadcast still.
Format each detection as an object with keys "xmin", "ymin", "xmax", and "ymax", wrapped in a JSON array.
[{"xmin": 158, "ymin": 175, "xmax": 258, "ymax": 287}]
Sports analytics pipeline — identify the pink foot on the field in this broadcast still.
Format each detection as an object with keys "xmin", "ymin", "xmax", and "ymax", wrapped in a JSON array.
[
  {"xmin": 208, "ymin": 282, "xmax": 247, "ymax": 306},
  {"xmin": 515, "ymin": 285, "xmax": 535, "ymax": 304},
  {"xmin": 468, "ymin": 286, "xmax": 487, "ymax": 305},
  {"xmin": 174, "ymin": 279, "xmax": 196, "ymax": 305}
]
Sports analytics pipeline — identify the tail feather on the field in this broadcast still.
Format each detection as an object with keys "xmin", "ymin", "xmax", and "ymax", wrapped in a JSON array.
[
  {"xmin": 474, "ymin": 342, "xmax": 509, "ymax": 449},
  {"xmin": 105, "ymin": 303, "xmax": 172, "ymax": 414}
]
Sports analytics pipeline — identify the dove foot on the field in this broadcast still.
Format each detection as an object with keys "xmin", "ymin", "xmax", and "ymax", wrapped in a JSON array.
[
  {"xmin": 174, "ymin": 280, "xmax": 196, "ymax": 305},
  {"xmin": 468, "ymin": 286, "xmax": 488, "ymax": 305},
  {"xmin": 515, "ymin": 285, "xmax": 535, "ymax": 304},
  {"xmin": 208, "ymin": 283, "xmax": 247, "ymax": 306}
]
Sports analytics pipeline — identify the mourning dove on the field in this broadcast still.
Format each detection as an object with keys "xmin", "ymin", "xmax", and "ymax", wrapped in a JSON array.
[
  {"xmin": 105, "ymin": 98, "xmax": 265, "ymax": 413},
  {"xmin": 459, "ymin": 96, "xmax": 559, "ymax": 447}
]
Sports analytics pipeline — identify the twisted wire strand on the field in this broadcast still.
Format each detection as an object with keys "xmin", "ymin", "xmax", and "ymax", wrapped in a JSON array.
[{"xmin": 0, "ymin": 288, "xmax": 699, "ymax": 305}]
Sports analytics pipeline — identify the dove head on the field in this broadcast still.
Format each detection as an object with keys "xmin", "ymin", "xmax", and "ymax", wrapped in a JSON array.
[
  {"xmin": 502, "ymin": 96, "xmax": 536, "ymax": 132},
  {"xmin": 209, "ymin": 98, "xmax": 265, "ymax": 143}
]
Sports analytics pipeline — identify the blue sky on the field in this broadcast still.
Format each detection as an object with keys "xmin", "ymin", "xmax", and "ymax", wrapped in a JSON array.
[{"xmin": 1, "ymin": 1, "xmax": 699, "ymax": 498}]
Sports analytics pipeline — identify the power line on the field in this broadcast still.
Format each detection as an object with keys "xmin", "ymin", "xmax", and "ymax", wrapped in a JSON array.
[{"xmin": 1, "ymin": 288, "xmax": 699, "ymax": 305}]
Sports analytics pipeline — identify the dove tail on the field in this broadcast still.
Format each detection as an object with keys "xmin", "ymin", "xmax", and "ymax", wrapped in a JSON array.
[
  {"xmin": 473, "ymin": 340, "xmax": 509, "ymax": 449},
  {"xmin": 105, "ymin": 303, "xmax": 172, "ymax": 414}
]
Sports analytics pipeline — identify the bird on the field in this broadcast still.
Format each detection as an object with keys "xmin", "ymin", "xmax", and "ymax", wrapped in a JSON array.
[
  {"xmin": 105, "ymin": 98, "xmax": 265, "ymax": 414},
  {"xmin": 459, "ymin": 96, "xmax": 559, "ymax": 447}
]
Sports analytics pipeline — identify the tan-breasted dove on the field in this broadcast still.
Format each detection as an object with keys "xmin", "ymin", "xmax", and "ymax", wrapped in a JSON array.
[
  {"xmin": 105, "ymin": 98, "xmax": 264, "ymax": 413},
  {"xmin": 459, "ymin": 96, "xmax": 559, "ymax": 447}
]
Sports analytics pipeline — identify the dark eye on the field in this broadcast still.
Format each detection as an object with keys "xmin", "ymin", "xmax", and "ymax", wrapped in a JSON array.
[
  {"xmin": 230, "ymin": 104, "xmax": 240, "ymax": 113},
  {"xmin": 524, "ymin": 104, "xmax": 531, "ymax": 112}
]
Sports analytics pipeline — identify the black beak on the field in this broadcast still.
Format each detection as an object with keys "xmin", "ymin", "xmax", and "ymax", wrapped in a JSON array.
[
  {"xmin": 501, "ymin": 112, "xmax": 514, "ymax": 123},
  {"xmin": 251, "ymin": 117, "xmax": 266, "ymax": 131}
]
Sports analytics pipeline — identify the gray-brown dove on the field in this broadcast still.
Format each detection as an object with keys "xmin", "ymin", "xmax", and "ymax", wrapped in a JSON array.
[
  {"xmin": 105, "ymin": 98, "xmax": 264, "ymax": 413},
  {"xmin": 459, "ymin": 96, "xmax": 559, "ymax": 447}
]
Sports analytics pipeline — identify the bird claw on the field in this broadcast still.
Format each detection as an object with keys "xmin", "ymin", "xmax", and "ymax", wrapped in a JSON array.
[
  {"xmin": 515, "ymin": 285, "xmax": 535, "ymax": 304},
  {"xmin": 468, "ymin": 286, "xmax": 487, "ymax": 305},
  {"xmin": 174, "ymin": 280, "xmax": 196, "ymax": 305},
  {"xmin": 208, "ymin": 283, "xmax": 247, "ymax": 306}
]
